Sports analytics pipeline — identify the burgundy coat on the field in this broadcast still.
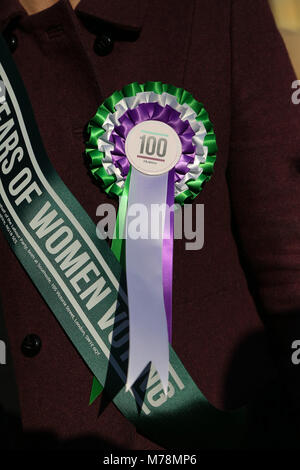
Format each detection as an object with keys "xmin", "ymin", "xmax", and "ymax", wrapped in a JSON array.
[{"xmin": 0, "ymin": 0, "xmax": 300, "ymax": 450}]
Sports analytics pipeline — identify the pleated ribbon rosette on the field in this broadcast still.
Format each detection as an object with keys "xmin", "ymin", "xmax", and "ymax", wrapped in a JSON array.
[{"xmin": 86, "ymin": 82, "xmax": 217, "ymax": 393}]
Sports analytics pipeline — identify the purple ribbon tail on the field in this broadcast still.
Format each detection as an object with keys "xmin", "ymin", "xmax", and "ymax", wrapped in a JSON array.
[{"xmin": 163, "ymin": 168, "xmax": 175, "ymax": 342}]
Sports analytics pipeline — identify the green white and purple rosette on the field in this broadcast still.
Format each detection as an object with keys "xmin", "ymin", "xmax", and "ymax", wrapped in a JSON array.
[{"xmin": 86, "ymin": 81, "xmax": 217, "ymax": 393}]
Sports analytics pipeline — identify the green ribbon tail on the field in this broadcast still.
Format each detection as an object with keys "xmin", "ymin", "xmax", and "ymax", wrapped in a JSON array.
[
  {"xmin": 89, "ymin": 169, "xmax": 131, "ymax": 405},
  {"xmin": 111, "ymin": 167, "xmax": 131, "ymax": 266},
  {"xmin": 89, "ymin": 376, "xmax": 104, "ymax": 405}
]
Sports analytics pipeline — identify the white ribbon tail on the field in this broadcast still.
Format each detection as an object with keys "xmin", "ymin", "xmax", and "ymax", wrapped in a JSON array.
[{"xmin": 125, "ymin": 167, "xmax": 170, "ymax": 395}]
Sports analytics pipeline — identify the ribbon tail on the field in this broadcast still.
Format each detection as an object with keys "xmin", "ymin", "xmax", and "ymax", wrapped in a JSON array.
[
  {"xmin": 89, "ymin": 376, "xmax": 104, "ymax": 405},
  {"xmin": 163, "ymin": 169, "xmax": 175, "ymax": 342},
  {"xmin": 125, "ymin": 167, "xmax": 170, "ymax": 394},
  {"xmin": 126, "ymin": 345, "xmax": 170, "ymax": 396},
  {"xmin": 111, "ymin": 167, "xmax": 131, "ymax": 264}
]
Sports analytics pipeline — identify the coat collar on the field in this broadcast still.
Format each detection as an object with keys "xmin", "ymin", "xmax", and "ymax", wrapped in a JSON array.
[
  {"xmin": 0, "ymin": 0, "xmax": 26, "ymax": 30},
  {"xmin": 76, "ymin": 0, "xmax": 148, "ymax": 31},
  {"xmin": 0, "ymin": 0, "xmax": 148, "ymax": 31}
]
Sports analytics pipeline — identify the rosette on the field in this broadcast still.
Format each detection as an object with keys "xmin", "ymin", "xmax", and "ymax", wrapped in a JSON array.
[{"xmin": 86, "ymin": 81, "xmax": 217, "ymax": 393}]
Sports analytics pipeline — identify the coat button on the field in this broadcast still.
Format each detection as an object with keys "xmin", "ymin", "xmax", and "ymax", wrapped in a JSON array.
[
  {"xmin": 94, "ymin": 31, "xmax": 114, "ymax": 56},
  {"xmin": 5, "ymin": 33, "xmax": 18, "ymax": 53},
  {"xmin": 21, "ymin": 334, "xmax": 42, "ymax": 358}
]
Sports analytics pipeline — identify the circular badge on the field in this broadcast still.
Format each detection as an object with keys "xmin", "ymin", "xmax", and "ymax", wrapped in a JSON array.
[{"xmin": 125, "ymin": 120, "xmax": 182, "ymax": 176}]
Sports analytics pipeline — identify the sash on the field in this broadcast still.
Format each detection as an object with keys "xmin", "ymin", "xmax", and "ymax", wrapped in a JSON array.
[{"xmin": 0, "ymin": 34, "xmax": 247, "ymax": 449}]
